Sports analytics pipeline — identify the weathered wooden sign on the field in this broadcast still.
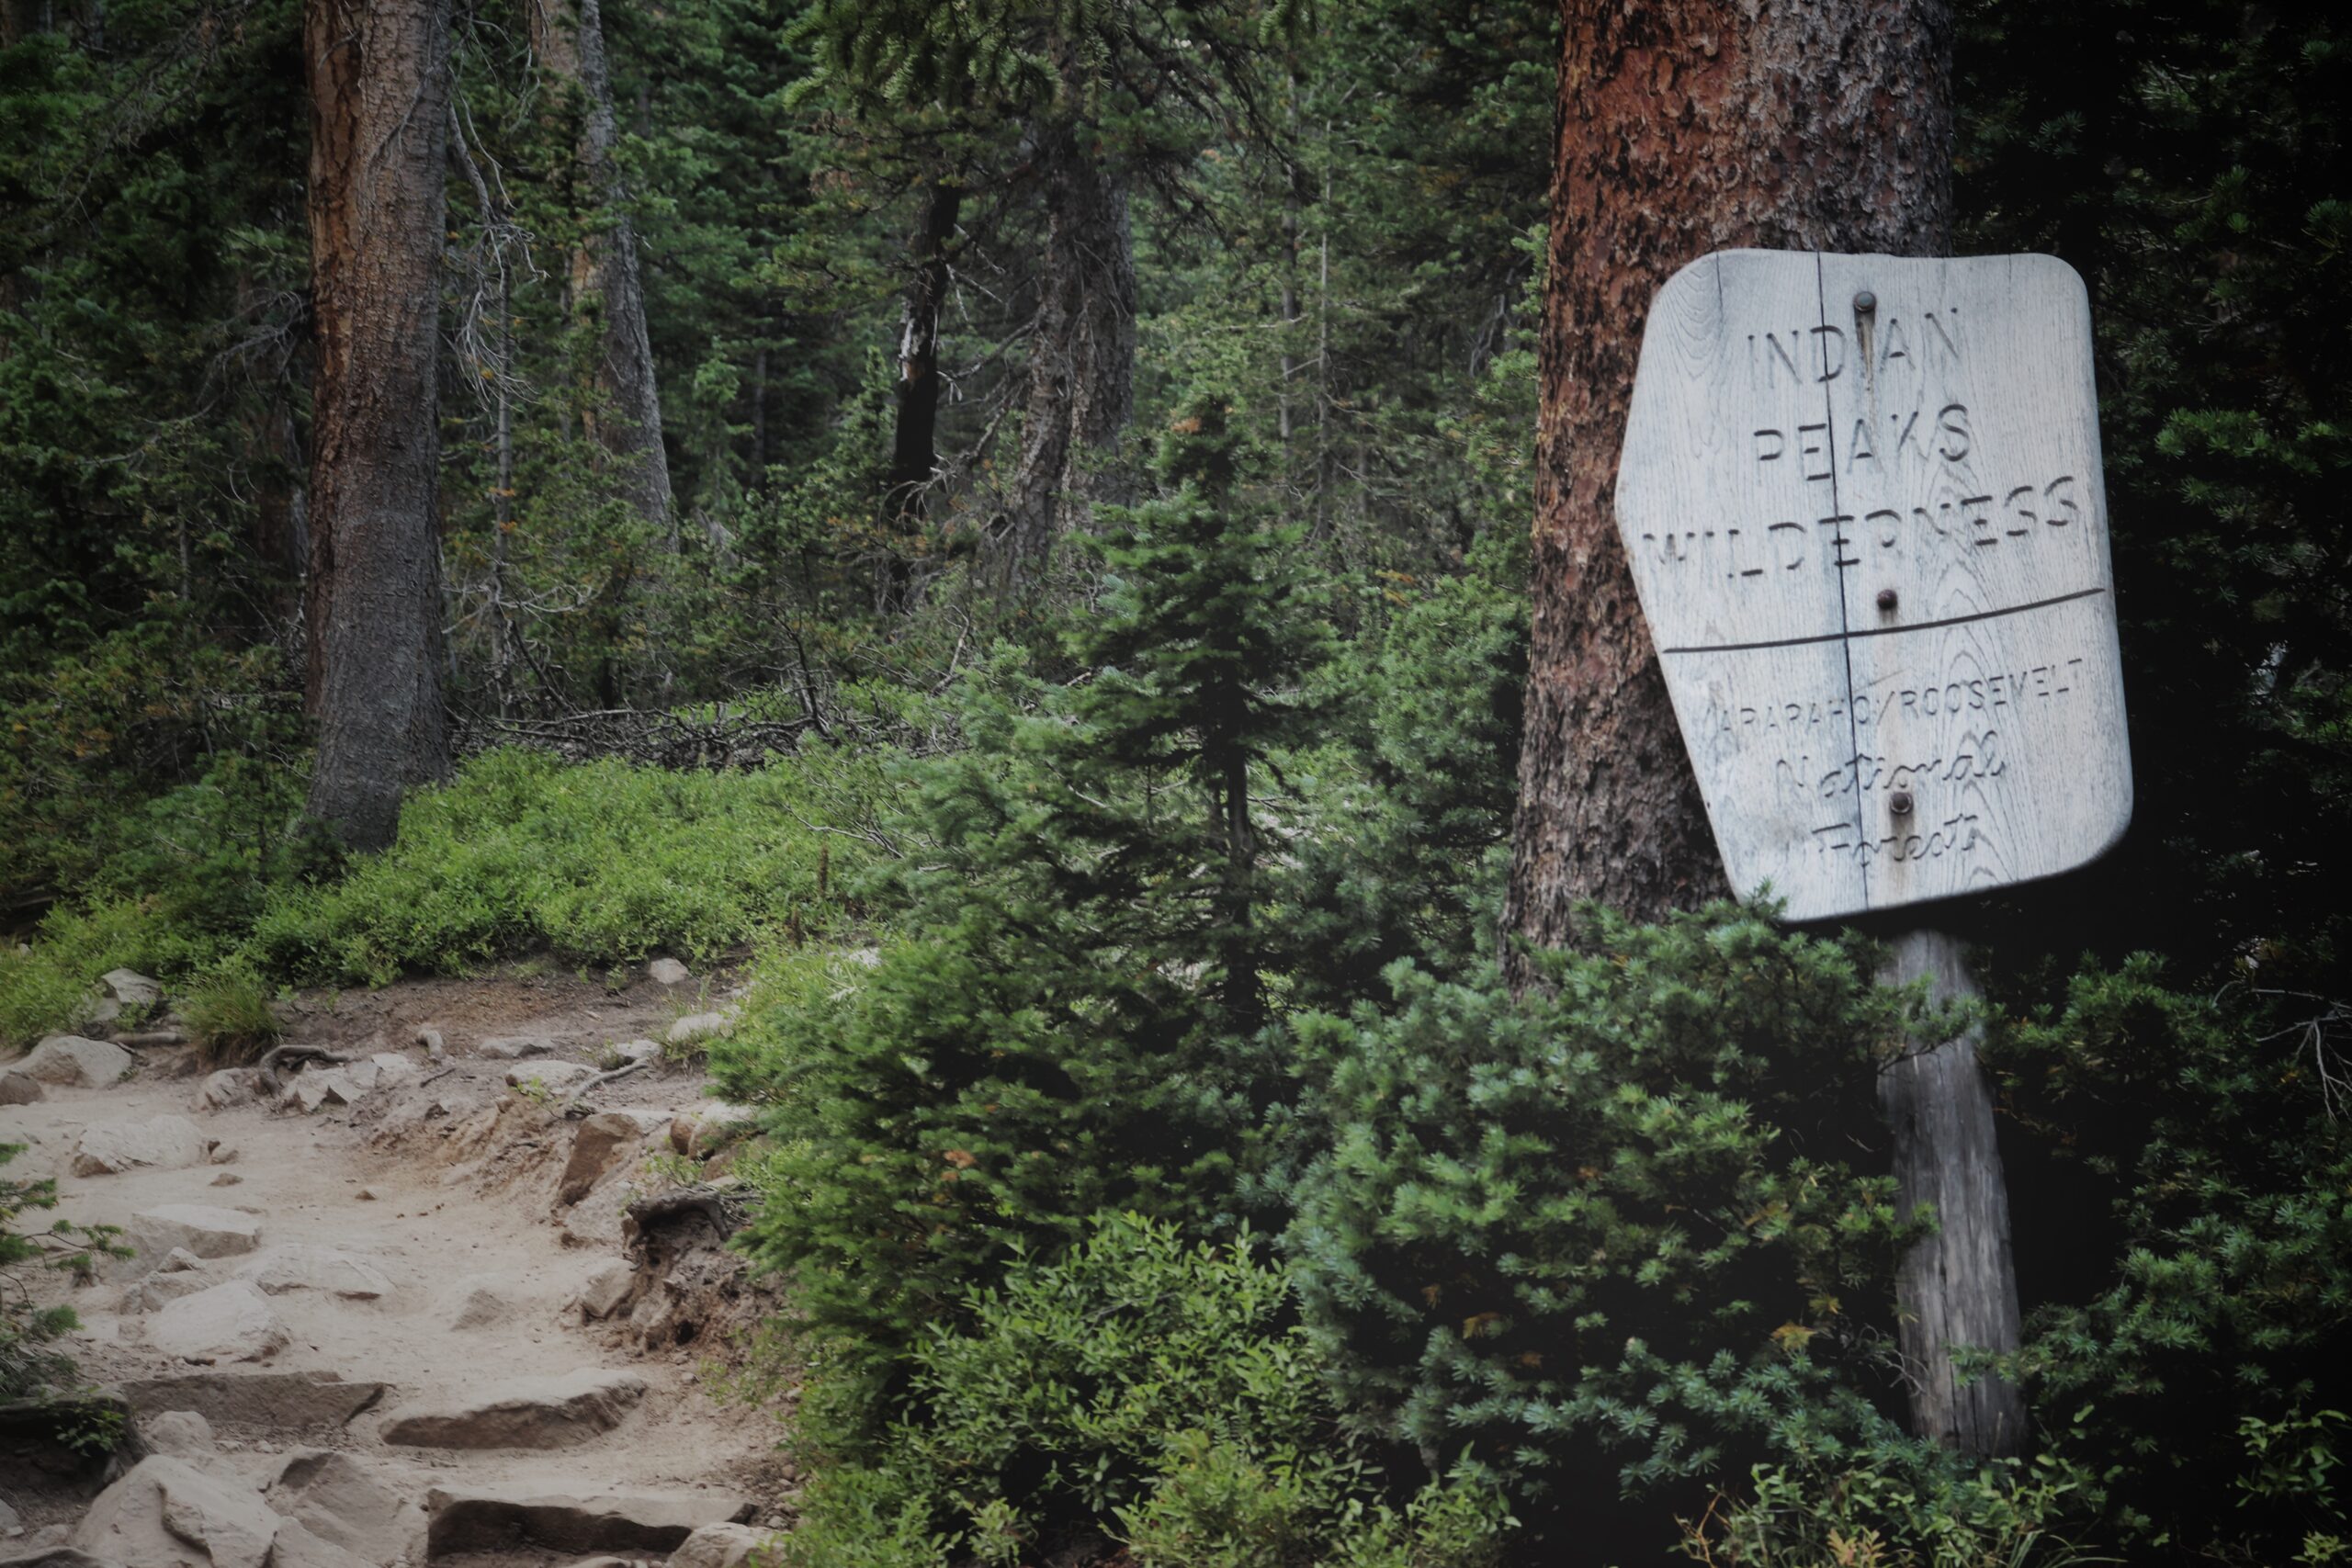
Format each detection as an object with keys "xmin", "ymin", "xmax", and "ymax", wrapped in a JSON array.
[{"xmin": 1617, "ymin": 250, "xmax": 2132, "ymax": 922}]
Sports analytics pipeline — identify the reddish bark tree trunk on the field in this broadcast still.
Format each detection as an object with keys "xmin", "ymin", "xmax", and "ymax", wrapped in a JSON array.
[
  {"xmin": 302, "ymin": 0, "xmax": 453, "ymax": 850},
  {"xmin": 1506, "ymin": 0, "xmax": 1954, "ymax": 951}
]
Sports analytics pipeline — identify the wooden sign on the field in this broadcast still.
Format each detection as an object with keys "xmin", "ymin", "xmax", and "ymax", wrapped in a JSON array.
[{"xmin": 1616, "ymin": 250, "xmax": 2131, "ymax": 922}]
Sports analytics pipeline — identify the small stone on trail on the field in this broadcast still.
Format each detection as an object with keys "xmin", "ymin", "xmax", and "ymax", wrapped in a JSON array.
[
  {"xmin": 355, "ymin": 1187, "xmax": 380, "ymax": 1201},
  {"xmin": 663, "ymin": 1012, "xmax": 729, "ymax": 1048},
  {"xmin": 234, "ymin": 1245, "xmax": 391, "ymax": 1300},
  {"xmin": 210, "ymin": 1171, "xmax": 242, "ymax": 1186},
  {"xmin": 71, "ymin": 1113, "xmax": 211, "ymax": 1176},
  {"xmin": 413, "ymin": 1024, "xmax": 446, "ymax": 1057},
  {"xmin": 0, "ymin": 1070, "xmax": 42, "ymax": 1105},
  {"xmin": 196, "ymin": 1069, "xmax": 260, "ymax": 1111},
  {"xmin": 507, "ymin": 1060, "xmax": 598, "ymax": 1094},
  {"xmin": 443, "ymin": 1277, "xmax": 513, "ymax": 1331},
  {"xmin": 140, "ymin": 1409, "xmax": 216, "ymax": 1454},
  {"xmin": 647, "ymin": 958, "xmax": 691, "ymax": 987},
  {"xmin": 669, "ymin": 1522, "xmax": 768, "ymax": 1568},
  {"xmin": 148, "ymin": 1280, "xmax": 289, "ymax": 1364},
  {"xmin": 211, "ymin": 1142, "xmax": 240, "ymax": 1164},
  {"xmin": 476, "ymin": 1035, "xmax": 552, "ymax": 1060},
  {"xmin": 572, "ymin": 1259, "xmax": 635, "ymax": 1322},
  {"xmin": 18, "ymin": 1035, "xmax": 134, "ymax": 1088},
  {"xmin": 668, "ymin": 1103, "xmax": 755, "ymax": 1159},
  {"xmin": 128, "ymin": 1204, "xmax": 263, "ymax": 1263}
]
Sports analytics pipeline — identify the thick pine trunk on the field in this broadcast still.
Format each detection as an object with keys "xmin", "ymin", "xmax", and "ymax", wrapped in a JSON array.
[
  {"xmin": 302, "ymin": 0, "xmax": 453, "ymax": 851},
  {"xmin": 880, "ymin": 173, "xmax": 961, "ymax": 612},
  {"xmin": 1506, "ymin": 0, "xmax": 1954, "ymax": 947},
  {"xmin": 530, "ymin": 0, "xmax": 672, "ymax": 546},
  {"xmin": 992, "ymin": 118, "xmax": 1136, "ymax": 596}
]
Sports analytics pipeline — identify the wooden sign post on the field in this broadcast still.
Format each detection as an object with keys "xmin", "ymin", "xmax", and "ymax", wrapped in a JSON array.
[{"xmin": 1615, "ymin": 250, "xmax": 2132, "ymax": 1457}]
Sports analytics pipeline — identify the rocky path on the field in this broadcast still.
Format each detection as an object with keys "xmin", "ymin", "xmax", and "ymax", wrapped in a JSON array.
[{"xmin": 1, "ymin": 964, "xmax": 793, "ymax": 1568}]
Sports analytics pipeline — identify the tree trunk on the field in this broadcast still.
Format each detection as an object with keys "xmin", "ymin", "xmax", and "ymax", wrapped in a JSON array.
[
  {"xmin": 302, "ymin": 0, "xmax": 453, "ymax": 851},
  {"xmin": 991, "ymin": 118, "xmax": 1136, "ymax": 596},
  {"xmin": 529, "ymin": 0, "xmax": 672, "ymax": 546},
  {"xmin": 1506, "ymin": 0, "xmax": 1954, "ymax": 952},
  {"xmin": 1879, "ymin": 930, "xmax": 2028, "ymax": 1456},
  {"xmin": 880, "ymin": 172, "xmax": 961, "ymax": 613}
]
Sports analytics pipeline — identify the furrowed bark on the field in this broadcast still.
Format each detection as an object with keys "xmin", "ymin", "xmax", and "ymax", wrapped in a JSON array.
[
  {"xmin": 880, "ymin": 172, "xmax": 961, "ymax": 612},
  {"xmin": 991, "ymin": 118, "xmax": 1136, "ymax": 597},
  {"xmin": 302, "ymin": 0, "xmax": 454, "ymax": 850},
  {"xmin": 1507, "ymin": 0, "xmax": 1955, "ymax": 948},
  {"xmin": 530, "ymin": 0, "xmax": 673, "ymax": 547}
]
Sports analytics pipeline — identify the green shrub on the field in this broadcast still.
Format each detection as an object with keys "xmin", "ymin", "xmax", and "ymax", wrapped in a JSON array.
[
  {"xmin": 245, "ymin": 746, "xmax": 891, "ymax": 984},
  {"xmin": 774, "ymin": 1212, "xmax": 1511, "ymax": 1568},
  {"xmin": 1679, "ymin": 1447, "xmax": 2111, "ymax": 1567},
  {"xmin": 0, "ymin": 895, "xmax": 223, "ymax": 1047},
  {"xmin": 2, "ymin": 1143, "xmax": 129, "ymax": 1407},
  {"xmin": 1282, "ymin": 905, "xmax": 1928, "ymax": 1495}
]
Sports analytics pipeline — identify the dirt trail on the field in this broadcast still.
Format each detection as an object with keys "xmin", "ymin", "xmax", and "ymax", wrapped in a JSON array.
[{"xmin": 1, "ymin": 965, "xmax": 795, "ymax": 1566}]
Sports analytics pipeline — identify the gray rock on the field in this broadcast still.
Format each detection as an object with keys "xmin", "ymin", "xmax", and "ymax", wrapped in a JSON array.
[
  {"xmin": 128, "ymin": 1205, "xmax": 263, "ymax": 1262},
  {"xmin": 572, "ymin": 1260, "xmax": 635, "ymax": 1322},
  {"xmin": 413, "ymin": 1025, "xmax": 446, "ymax": 1059},
  {"xmin": 603, "ymin": 1039, "xmax": 663, "ymax": 1070},
  {"xmin": 209, "ymin": 1172, "xmax": 241, "ymax": 1187},
  {"xmin": 378, "ymin": 1370, "xmax": 647, "ymax": 1450},
  {"xmin": 263, "ymin": 1450, "xmax": 418, "ymax": 1565},
  {"xmin": 71, "ymin": 1115, "xmax": 211, "ymax": 1177},
  {"xmin": 121, "ymin": 1251, "xmax": 220, "ymax": 1313},
  {"xmin": 232, "ymin": 1246, "xmax": 390, "ymax": 1301},
  {"xmin": 667, "ymin": 1103, "xmax": 756, "ymax": 1159},
  {"xmin": 476, "ymin": 1035, "xmax": 551, "ymax": 1060},
  {"xmin": 662, "ymin": 1012, "xmax": 729, "ymax": 1049},
  {"xmin": 139, "ymin": 1410, "xmax": 216, "ymax": 1455},
  {"xmin": 669, "ymin": 1523, "xmax": 769, "ymax": 1568},
  {"xmin": 646, "ymin": 958, "xmax": 690, "ymax": 987},
  {"xmin": 443, "ymin": 1278, "xmax": 512, "ymax": 1332},
  {"xmin": 0, "ymin": 1496, "xmax": 18, "ymax": 1536},
  {"xmin": 423, "ymin": 1485, "xmax": 751, "ymax": 1558},
  {"xmin": 17, "ymin": 1036, "xmax": 134, "ymax": 1089},
  {"xmin": 100, "ymin": 969, "xmax": 163, "ymax": 1009},
  {"xmin": 118, "ymin": 1371, "xmax": 387, "ymax": 1430},
  {"xmin": 284, "ymin": 1067, "xmax": 362, "ymax": 1114},
  {"xmin": 0, "ymin": 1548, "xmax": 117, "ymax": 1568},
  {"xmin": 0, "ymin": 1071, "xmax": 41, "ymax": 1105},
  {"xmin": 506, "ymin": 1061, "xmax": 597, "ymax": 1094},
  {"xmin": 194, "ymin": 1070, "xmax": 259, "ymax": 1111},
  {"xmin": 147, "ymin": 1280, "xmax": 288, "ymax": 1364},
  {"xmin": 71, "ymin": 1456, "xmax": 279, "ymax": 1568}
]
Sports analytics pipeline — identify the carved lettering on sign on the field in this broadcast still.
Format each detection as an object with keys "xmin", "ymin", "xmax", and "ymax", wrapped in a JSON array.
[{"xmin": 1616, "ymin": 251, "xmax": 2132, "ymax": 921}]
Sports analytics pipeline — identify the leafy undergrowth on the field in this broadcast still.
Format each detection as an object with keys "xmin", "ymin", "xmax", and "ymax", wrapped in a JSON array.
[{"xmin": 0, "ymin": 744, "xmax": 896, "ymax": 1046}]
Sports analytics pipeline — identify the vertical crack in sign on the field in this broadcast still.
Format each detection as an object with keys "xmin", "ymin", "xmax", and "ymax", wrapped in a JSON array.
[{"xmin": 1812, "ymin": 251, "xmax": 1871, "ymax": 910}]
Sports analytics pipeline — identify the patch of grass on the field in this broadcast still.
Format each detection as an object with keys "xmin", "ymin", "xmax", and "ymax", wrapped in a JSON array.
[
  {"xmin": 0, "ymin": 897, "xmax": 228, "ymax": 1049},
  {"xmin": 242, "ymin": 746, "xmax": 898, "ymax": 986},
  {"xmin": 180, "ymin": 964, "xmax": 283, "ymax": 1065}
]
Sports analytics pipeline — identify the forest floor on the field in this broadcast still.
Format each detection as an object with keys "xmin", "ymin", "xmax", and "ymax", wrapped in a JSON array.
[{"xmin": 1, "ymin": 964, "xmax": 799, "ymax": 1568}]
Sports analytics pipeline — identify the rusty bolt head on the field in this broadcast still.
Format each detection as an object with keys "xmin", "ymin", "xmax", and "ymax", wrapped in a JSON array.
[
  {"xmin": 1876, "ymin": 587, "xmax": 1898, "ymax": 612},
  {"xmin": 1889, "ymin": 790, "xmax": 1915, "ymax": 817},
  {"xmin": 1854, "ymin": 289, "xmax": 1878, "ymax": 314}
]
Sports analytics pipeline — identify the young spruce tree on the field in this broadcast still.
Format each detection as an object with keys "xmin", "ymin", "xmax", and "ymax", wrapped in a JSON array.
[{"xmin": 722, "ymin": 390, "xmax": 1327, "ymax": 1444}]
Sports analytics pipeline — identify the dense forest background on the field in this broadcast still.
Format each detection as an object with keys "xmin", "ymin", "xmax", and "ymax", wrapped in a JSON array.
[{"xmin": 3, "ymin": 0, "xmax": 2348, "ymax": 1564}]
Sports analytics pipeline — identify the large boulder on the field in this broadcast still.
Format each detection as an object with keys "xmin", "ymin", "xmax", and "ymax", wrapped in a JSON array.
[
  {"xmin": 118, "ymin": 1371, "xmax": 386, "ymax": 1430},
  {"xmin": 17, "ymin": 1036, "xmax": 133, "ymax": 1089},
  {"xmin": 378, "ymin": 1370, "xmax": 646, "ymax": 1450},
  {"xmin": 232, "ymin": 1247, "xmax": 390, "ymax": 1301},
  {"xmin": 559, "ymin": 1112, "xmax": 654, "ymax": 1203},
  {"xmin": 72, "ymin": 1115, "xmax": 212, "ymax": 1177},
  {"xmin": 128, "ymin": 1206, "xmax": 262, "ymax": 1262},
  {"xmin": 263, "ymin": 1450, "xmax": 419, "ymax": 1565},
  {"xmin": 146, "ymin": 1280, "xmax": 288, "ymax": 1364},
  {"xmin": 423, "ymin": 1485, "xmax": 751, "ymax": 1558},
  {"xmin": 71, "ymin": 1456, "xmax": 280, "ymax": 1568}
]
